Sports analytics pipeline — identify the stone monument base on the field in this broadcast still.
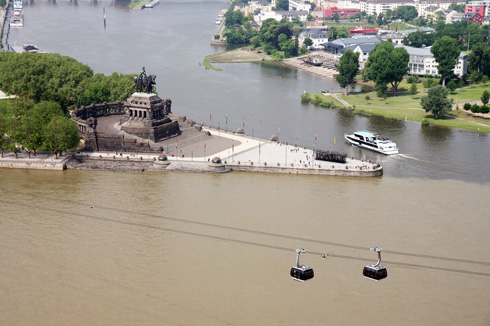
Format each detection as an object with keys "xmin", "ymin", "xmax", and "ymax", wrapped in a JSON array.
[{"xmin": 121, "ymin": 120, "xmax": 180, "ymax": 142}]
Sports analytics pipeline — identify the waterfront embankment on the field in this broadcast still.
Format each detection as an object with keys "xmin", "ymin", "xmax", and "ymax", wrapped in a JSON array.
[{"xmin": 0, "ymin": 126, "xmax": 382, "ymax": 176}]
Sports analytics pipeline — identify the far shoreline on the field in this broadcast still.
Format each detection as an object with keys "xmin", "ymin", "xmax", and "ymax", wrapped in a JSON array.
[{"xmin": 203, "ymin": 47, "xmax": 490, "ymax": 133}]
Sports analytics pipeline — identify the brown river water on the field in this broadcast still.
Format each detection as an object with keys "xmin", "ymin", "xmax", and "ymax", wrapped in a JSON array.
[
  {"xmin": 2, "ymin": 0, "xmax": 490, "ymax": 324},
  {"xmin": 1, "ymin": 169, "xmax": 489, "ymax": 325}
]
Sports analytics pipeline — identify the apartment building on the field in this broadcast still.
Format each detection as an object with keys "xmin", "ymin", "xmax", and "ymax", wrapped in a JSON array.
[{"xmin": 396, "ymin": 44, "xmax": 467, "ymax": 77}]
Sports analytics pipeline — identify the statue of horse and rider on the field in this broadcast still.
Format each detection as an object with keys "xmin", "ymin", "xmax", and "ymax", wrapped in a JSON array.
[{"xmin": 134, "ymin": 67, "xmax": 156, "ymax": 94}]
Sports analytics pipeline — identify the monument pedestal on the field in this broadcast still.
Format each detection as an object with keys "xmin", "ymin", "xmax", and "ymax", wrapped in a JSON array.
[{"xmin": 121, "ymin": 92, "xmax": 180, "ymax": 142}]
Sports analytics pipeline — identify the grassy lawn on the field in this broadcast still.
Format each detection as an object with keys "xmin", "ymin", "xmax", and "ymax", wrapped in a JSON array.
[
  {"xmin": 388, "ymin": 22, "xmax": 412, "ymax": 30},
  {"xmin": 325, "ymin": 82, "xmax": 490, "ymax": 132},
  {"xmin": 129, "ymin": 0, "xmax": 147, "ymax": 9},
  {"xmin": 449, "ymin": 87, "xmax": 490, "ymax": 103},
  {"xmin": 341, "ymin": 88, "xmax": 426, "ymax": 108}
]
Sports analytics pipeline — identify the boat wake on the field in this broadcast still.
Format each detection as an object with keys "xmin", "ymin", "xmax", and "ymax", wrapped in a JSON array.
[{"xmin": 395, "ymin": 153, "xmax": 424, "ymax": 162}]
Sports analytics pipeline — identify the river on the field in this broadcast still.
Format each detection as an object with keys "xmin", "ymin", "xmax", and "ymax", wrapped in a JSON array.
[{"xmin": 2, "ymin": 1, "xmax": 490, "ymax": 325}]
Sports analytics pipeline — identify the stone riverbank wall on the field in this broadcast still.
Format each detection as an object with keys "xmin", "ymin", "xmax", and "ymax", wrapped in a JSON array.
[
  {"xmin": 0, "ymin": 156, "xmax": 68, "ymax": 170},
  {"xmin": 67, "ymin": 155, "xmax": 382, "ymax": 176}
]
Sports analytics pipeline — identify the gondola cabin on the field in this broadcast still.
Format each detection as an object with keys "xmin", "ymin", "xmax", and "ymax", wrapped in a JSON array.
[
  {"xmin": 290, "ymin": 248, "xmax": 314, "ymax": 281},
  {"xmin": 290, "ymin": 265, "xmax": 314, "ymax": 282},
  {"xmin": 363, "ymin": 246, "xmax": 387, "ymax": 281},
  {"xmin": 363, "ymin": 264, "xmax": 387, "ymax": 281}
]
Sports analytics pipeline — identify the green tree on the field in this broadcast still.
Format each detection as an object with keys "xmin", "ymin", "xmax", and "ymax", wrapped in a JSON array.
[
  {"xmin": 274, "ymin": 0, "xmax": 288, "ymax": 11},
  {"xmin": 431, "ymin": 36, "xmax": 460, "ymax": 86},
  {"xmin": 278, "ymin": 33, "xmax": 295, "ymax": 57},
  {"xmin": 333, "ymin": 13, "xmax": 340, "ymax": 23},
  {"xmin": 446, "ymin": 80, "xmax": 457, "ymax": 92},
  {"xmin": 367, "ymin": 42, "xmax": 409, "ymax": 96},
  {"xmin": 224, "ymin": 9, "xmax": 245, "ymax": 28},
  {"xmin": 463, "ymin": 103, "xmax": 471, "ymax": 111},
  {"xmin": 409, "ymin": 82, "xmax": 417, "ymax": 96},
  {"xmin": 303, "ymin": 37, "xmax": 313, "ymax": 48},
  {"xmin": 44, "ymin": 116, "xmax": 80, "ymax": 158},
  {"xmin": 403, "ymin": 30, "xmax": 437, "ymax": 48},
  {"xmin": 481, "ymin": 90, "xmax": 490, "ymax": 105},
  {"xmin": 468, "ymin": 43, "xmax": 490, "ymax": 74},
  {"xmin": 480, "ymin": 105, "xmax": 490, "ymax": 114},
  {"xmin": 250, "ymin": 36, "xmax": 261, "ymax": 48},
  {"xmin": 335, "ymin": 50, "xmax": 359, "ymax": 96},
  {"xmin": 336, "ymin": 26, "xmax": 350, "ymax": 39},
  {"xmin": 449, "ymin": 3, "xmax": 465, "ymax": 12},
  {"xmin": 420, "ymin": 85, "xmax": 452, "ymax": 119},
  {"xmin": 76, "ymin": 83, "xmax": 110, "ymax": 107}
]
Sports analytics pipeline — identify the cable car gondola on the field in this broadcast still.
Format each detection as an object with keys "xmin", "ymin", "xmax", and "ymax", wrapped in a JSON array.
[
  {"xmin": 363, "ymin": 247, "xmax": 387, "ymax": 281},
  {"xmin": 290, "ymin": 248, "xmax": 314, "ymax": 282}
]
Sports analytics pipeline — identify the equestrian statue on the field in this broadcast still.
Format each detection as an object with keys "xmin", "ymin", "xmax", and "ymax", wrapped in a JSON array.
[{"xmin": 134, "ymin": 67, "xmax": 156, "ymax": 94}]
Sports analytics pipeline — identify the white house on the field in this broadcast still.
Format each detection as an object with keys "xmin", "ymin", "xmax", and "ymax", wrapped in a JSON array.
[
  {"xmin": 289, "ymin": 0, "xmax": 312, "ymax": 11},
  {"xmin": 300, "ymin": 28, "xmax": 329, "ymax": 49},
  {"xmin": 395, "ymin": 44, "xmax": 467, "ymax": 77},
  {"xmin": 353, "ymin": 43, "xmax": 378, "ymax": 66}
]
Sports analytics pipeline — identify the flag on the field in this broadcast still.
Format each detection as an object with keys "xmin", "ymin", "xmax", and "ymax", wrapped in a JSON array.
[
  {"xmin": 121, "ymin": 135, "xmax": 124, "ymax": 144},
  {"xmin": 204, "ymin": 143, "xmax": 206, "ymax": 150},
  {"xmin": 260, "ymin": 120, "xmax": 262, "ymax": 131},
  {"xmin": 315, "ymin": 131, "xmax": 317, "ymax": 142},
  {"xmin": 176, "ymin": 140, "xmax": 178, "ymax": 151},
  {"xmin": 242, "ymin": 117, "xmax": 245, "ymax": 128},
  {"xmin": 210, "ymin": 113, "xmax": 212, "ymax": 122}
]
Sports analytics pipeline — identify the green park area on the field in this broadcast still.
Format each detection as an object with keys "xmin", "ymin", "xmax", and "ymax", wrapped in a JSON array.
[{"xmin": 306, "ymin": 80, "xmax": 490, "ymax": 133}]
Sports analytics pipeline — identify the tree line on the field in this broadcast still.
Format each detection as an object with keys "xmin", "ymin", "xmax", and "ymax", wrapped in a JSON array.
[{"xmin": 0, "ymin": 52, "xmax": 137, "ymax": 158}]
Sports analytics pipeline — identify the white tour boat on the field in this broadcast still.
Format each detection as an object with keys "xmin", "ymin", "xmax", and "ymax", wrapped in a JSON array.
[{"xmin": 344, "ymin": 131, "xmax": 399, "ymax": 155}]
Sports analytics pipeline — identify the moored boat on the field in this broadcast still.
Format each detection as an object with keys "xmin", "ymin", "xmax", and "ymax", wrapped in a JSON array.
[
  {"xmin": 303, "ymin": 56, "xmax": 323, "ymax": 66},
  {"xmin": 144, "ymin": 0, "xmax": 160, "ymax": 8},
  {"xmin": 350, "ymin": 26, "xmax": 378, "ymax": 35},
  {"xmin": 344, "ymin": 131, "xmax": 399, "ymax": 155},
  {"xmin": 10, "ymin": 10, "xmax": 24, "ymax": 27},
  {"xmin": 13, "ymin": 0, "xmax": 23, "ymax": 9}
]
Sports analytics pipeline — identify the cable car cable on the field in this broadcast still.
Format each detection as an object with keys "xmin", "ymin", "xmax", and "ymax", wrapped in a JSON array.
[
  {"xmin": 2, "ymin": 189, "xmax": 489, "ymax": 267},
  {"xmin": 1, "ymin": 199, "xmax": 490, "ymax": 278}
]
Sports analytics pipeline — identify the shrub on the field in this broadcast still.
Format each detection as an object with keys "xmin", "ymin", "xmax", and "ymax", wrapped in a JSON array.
[
  {"xmin": 446, "ymin": 80, "xmax": 457, "ymax": 92},
  {"xmin": 214, "ymin": 34, "xmax": 220, "ymax": 40},
  {"xmin": 312, "ymin": 94, "xmax": 323, "ymax": 105},
  {"xmin": 300, "ymin": 92, "xmax": 311, "ymax": 104},
  {"xmin": 409, "ymin": 82, "xmax": 417, "ymax": 96},
  {"xmin": 320, "ymin": 101, "xmax": 333, "ymax": 108},
  {"xmin": 471, "ymin": 104, "xmax": 480, "ymax": 114},
  {"xmin": 482, "ymin": 75, "xmax": 489, "ymax": 83},
  {"xmin": 406, "ymin": 76, "xmax": 415, "ymax": 84},
  {"xmin": 422, "ymin": 118, "xmax": 430, "ymax": 126},
  {"xmin": 480, "ymin": 105, "xmax": 490, "ymax": 114},
  {"xmin": 365, "ymin": 95, "xmax": 371, "ymax": 101},
  {"xmin": 356, "ymin": 109, "xmax": 374, "ymax": 117},
  {"xmin": 463, "ymin": 103, "xmax": 471, "ymax": 111},
  {"xmin": 383, "ymin": 94, "xmax": 388, "ymax": 100}
]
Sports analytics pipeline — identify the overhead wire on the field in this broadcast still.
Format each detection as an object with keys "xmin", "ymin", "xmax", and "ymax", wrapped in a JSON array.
[
  {"xmin": 2, "ymin": 188, "xmax": 490, "ymax": 267},
  {"xmin": 1, "ymin": 198, "xmax": 489, "ymax": 278}
]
